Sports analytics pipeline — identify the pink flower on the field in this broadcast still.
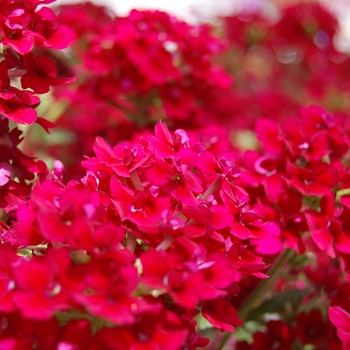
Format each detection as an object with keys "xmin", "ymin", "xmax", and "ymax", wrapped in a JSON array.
[
  {"xmin": 329, "ymin": 306, "xmax": 350, "ymax": 347},
  {"xmin": 0, "ymin": 61, "xmax": 39, "ymax": 124},
  {"xmin": 202, "ymin": 298, "xmax": 242, "ymax": 332},
  {"xmin": 285, "ymin": 159, "xmax": 338, "ymax": 197},
  {"xmin": 21, "ymin": 54, "xmax": 77, "ymax": 94},
  {"xmin": 251, "ymin": 320, "xmax": 295, "ymax": 350},
  {"xmin": 296, "ymin": 309, "xmax": 331, "ymax": 346}
]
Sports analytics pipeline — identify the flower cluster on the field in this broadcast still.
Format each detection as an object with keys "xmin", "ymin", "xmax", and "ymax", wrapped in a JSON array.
[
  {"xmin": 1, "ymin": 0, "xmax": 350, "ymax": 349},
  {"xmin": 0, "ymin": 121, "xmax": 281, "ymax": 348},
  {"xmin": 238, "ymin": 106, "xmax": 350, "ymax": 270},
  {"xmin": 233, "ymin": 106, "xmax": 350, "ymax": 348},
  {"xmin": 45, "ymin": 3, "xmax": 235, "ymax": 172},
  {"xmin": 0, "ymin": 0, "xmax": 76, "ymax": 211},
  {"xmin": 222, "ymin": 2, "xmax": 350, "ymax": 129},
  {"xmin": 0, "ymin": 0, "xmax": 75, "ymax": 123}
]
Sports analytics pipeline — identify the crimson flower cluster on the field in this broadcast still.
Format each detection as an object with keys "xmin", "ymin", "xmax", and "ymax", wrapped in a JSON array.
[
  {"xmin": 46, "ymin": 3, "xmax": 235, "ymax": 172},
  {"xmin": 0, "ymin": 0, "xmax": 75, "ymax": 123},
  {"xmin": 238, "ymin": 106, "xmax": 350, "ymax": 271},
  {"xmin": 1, "ymin": 0, "xmax": 350, "ymax": 349},
  {"xmin": 222, "ymin": 2, "xmax": 350, "ymax": 129},
  {"xmin": 231, "ymin": 105, "xmax": 350, "ymax": 348},
  {"xmin": 0, "ymin": 120, "xmax": 281, "ymax": 348},
  {"xmin": 0, "ymin": 0, "xmax": 76, "ymax": 211}
]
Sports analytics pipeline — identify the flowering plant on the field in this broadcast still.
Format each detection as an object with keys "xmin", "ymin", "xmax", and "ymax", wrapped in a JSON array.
[{"xmin": 1, "ymin": 0, "xmax": 350, "ymax": 349}]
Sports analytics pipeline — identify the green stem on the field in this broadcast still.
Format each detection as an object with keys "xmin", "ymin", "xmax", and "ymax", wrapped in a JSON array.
[
  {"xmin": 8, "ymin": 69, "xmax": 27, "ymax": 78},
  {"xmin": 239, "ymin": 249, "xmax": 295, "ymax": 321},
  {"xmin": 217, "ymin": 249, "xmax": 295, "ymax": 350},
  {"xmin": 55, "ymin": 310, "xmax": 93, "ymax": 324},
  {"xmin": 130, "ymin": 170, "xmax": 144, "ymax": 191},
  {"xmin": 156, "ymin": 234, "xmax": 175, "ymax": 251},
  {"xmin": 126, "ymin": 232, "xmax": 137, "ymax": 253},
  {"xmin": 201, "ymin": 177, "xmax": 222, "ymax": 201},
  {"xmin": 217, "ymin": 332, "xmax": 231, "ymax": 350}
]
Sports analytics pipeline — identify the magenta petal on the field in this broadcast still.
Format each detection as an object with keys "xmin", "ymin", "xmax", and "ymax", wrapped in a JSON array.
[
  {"xmin": 230, "ymin": 222, "xmax": 253, "ymax": 239},
  {"xmin": 48, "ymin": 76, "xmax": 78, "ymax": 87},
  {"xmin": 0, "ymin": 164, "xmax": 11, "ymax": 186},
  {"xmin": 304, "ymin": 210, "xmax": 327, "ymax": 231},
  {"xmin": 316, "ymin": 167, "xmax": 339, "ymax": 188},
  {"xmin": 174, "ymin": 184, "xmax": 198, "ymax": 206},
  {"xmin": 21, "ymin": 71, "xmax": 50, "ymax": 94},
  {"xmin": 0, "ymin": 91, "xmax": 16, "ymax": 99},
  {"xmin": 263, "ymin": 174, "xmax": 285, "ymax": 200},
  {"xmin": 152, "ymin": 330, "xmax": 188, "ymax": 350},
  {"xmin": 212, "ymin": 206, "xmax": 233, "ymax": 230},
  {"xmin": 185, "ymin": 172, "xmax": 203, "ymax": 193},
  {"xmin": 93, "ymin": 136, "xmax": 117, "ymax": 165},
  {"xmin": 6, "ymin": 107, "xmax": 37, "ymax": 124},
  {"xmin": 43, "ymin": 25, "xmax": 76, "ymax": 49},
  {"xmin": 311, "ymin": 229, "xmax": 335, "ymax": 258},
  {"xmin": 329, "ymin": 306, "xmax": 350, "ymax": 333},
  {"xmin": 35, "ymin": 117, "xmax": 55, "ymax": 133},
  {"xmin": 5, "ymin": 35, "xmax": 34, "ymax": 55},
  {"xmin": 68, "ymin": 217, "xmax": 94, "ymax": 251},
  {"xmin": 335, "ymin": 234, "xmax": 350, "ymax": 254},
  {"xmin": 202, "ymin": 298, "xmax": 243, "ymax": 332},
  {"xmin": 154, "ymin": 119, "xmax": 173, "ymax": 145},
  {"xmin": 149, "ymin": 137, "xmax": 176, "ymax": 159},
  {"xmin": 14, "ymin": 292, "xmax": 53, "ymax": 319},
  {"xmin": 37, "ymin": 211, "xmax": 68, "ymax": 243},
  {"xmin": 36, "ymin": 7, "xmax": 57, "ymax": 21},
  {"xmin": 255, "ymin": 118, "xmax": 282, "ymax": 153},
  {"xmin": 110, "ymin": 175, "xmax": 133, "ymax": 203},
  {"xmin": 340, "ymin": 195, "xmax": 350, "ymax": 209},
  {"xmin": 111, "ymin": 164, "xmax": 130, "ymax": 177}
]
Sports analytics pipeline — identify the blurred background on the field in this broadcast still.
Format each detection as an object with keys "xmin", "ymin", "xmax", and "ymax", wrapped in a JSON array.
[
  {"xmin": 56, "ymin": 0, "xmax": 350, "ymax": 48},
  {"xmin": 33, "ymin": 0, "xmax": 350, "ymax": 178}
]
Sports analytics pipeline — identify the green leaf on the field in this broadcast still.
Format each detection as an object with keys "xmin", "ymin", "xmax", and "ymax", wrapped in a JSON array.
[{"xmin": 246, "ymin": 289, "xmax": 309, "ymax": 320}]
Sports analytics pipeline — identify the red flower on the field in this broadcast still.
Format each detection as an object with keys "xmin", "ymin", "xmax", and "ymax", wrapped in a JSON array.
[
  {"xmin": 304, "ymin": 196, "xmax": 350, "ymax": 259},
  {"xmin": 202, "ymin": 298, "xmax": 242, "ymax": 332},
  {"xmin": 285, "ymin": 159, "xmax": 338, "ymax": 197},
  {"xmin": 0, "ymin": 61, "xmax": 39, "ymax": 123},
  {"xmin": 21, "ymin": 54, "xmax": 77, "ymax": 94},
  {"xmin": 329, "ymin": 306, "xmax": 350, "ymax": 347},
  {"xmin": 0, "ymin": 1, "xmax": 75, "ymax": 54},
  {"xmin": 141, "ymin": 249, "xmax": 208, "ymax": 309},
  {"xmin": 296, "ymin": 309, "xmax": 331, "ymax": 346},
  {"xmin": 251, "ymin": 320, "xmax": 295, "ymax": 350}
]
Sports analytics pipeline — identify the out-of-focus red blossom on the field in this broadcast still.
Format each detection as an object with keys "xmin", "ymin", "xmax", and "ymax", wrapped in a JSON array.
[
  {"xmin": 202, "ymin": 298, "xmax": 243, "ymax": 332},
  {"xmin": 296, "ymin": 309, "xmax": 331, "ymax": 346},
  {"xmin": 0, "ymin": 120, "xmax": 282, "ymax": 346},
  {"xmin": 222, "ymin": 2, "xmax": 350, "ymax": 130},
  {"xmin": 0, "ymin": 60, "xmax": 39, "ymax": 124},
  {"xmin": 3, "ymin": 0, "xmax": 350, "ymax": 348},
  {"xmin": 0, "ymin": 0, "xmax": 75, "ymax": 54},
  {"xmin": 250, "ymin": 320, "xmax": 295, "ymax": 350},
  {"xmin": 329, "ymin": 306, "xmax": 350, "ymax": 348},
  {"xmin": 48, "ymin": 2, "xmax": 235, "ymax": 173},
  {"xmin": 21, "ymin": 54, "xmax": 77, "ymax": 94},
  {"xmin": 35, "ymin": 318, "xmax": 92, "ymax": 350}
]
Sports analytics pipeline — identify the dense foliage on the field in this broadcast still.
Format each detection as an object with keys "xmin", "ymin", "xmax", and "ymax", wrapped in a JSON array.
[{"xmin": 1, "ymin": 0, "xmax": 350, "ymax": 349}]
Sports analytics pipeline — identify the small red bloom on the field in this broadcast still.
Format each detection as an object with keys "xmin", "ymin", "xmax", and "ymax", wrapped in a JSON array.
[
  {"xmin": 202, "ymin": 298, "xmax": 242, "ymax": 332},
  {"xmin": 296, "ymin": 309, "xmax": 331, "ymax": 346},
  {"xmin": 251, "ymin": 320, "xmax": 295, "ymax": 350},
  {"xmin": 329, "ymin": 306, "xmax": 350, "ymax": 347},
  {"xmin": 0, "ymin": 61, "xmax": 39, "ymax": 124},
  {"xmin": 21, "ymin": 54, "xmax": 77, "ymax": 94}
]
